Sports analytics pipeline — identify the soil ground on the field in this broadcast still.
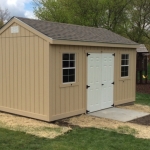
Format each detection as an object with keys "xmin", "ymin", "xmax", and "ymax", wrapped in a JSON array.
[
  {"xmin": 130, "ymin": 115, "xmax": 150, "ymax": 126},
  {"xmin": 136, "ymin": 82, "xmax": 150, "ymax": 94}
]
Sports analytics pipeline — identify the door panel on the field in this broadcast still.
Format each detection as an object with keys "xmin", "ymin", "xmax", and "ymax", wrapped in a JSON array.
[
  {"xmin": 87, "ymin": 54, "xmax": 102, "ymax": 112},
  {"xmin": 87, "ymin": 53, "xmax": 114, "ymax": 112},
  {"xmin": 101, "ymin": 53, "xmax": 114, "ymax": 109}
]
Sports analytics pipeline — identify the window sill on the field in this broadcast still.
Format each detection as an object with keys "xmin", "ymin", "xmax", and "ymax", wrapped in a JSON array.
[
  {"xmin": 60, "ymin": 83, "xmax": 79, "ymax": 88},
  {"xmin": 119, "ymin": 77, "xmax": 131, "ymax": 81}
]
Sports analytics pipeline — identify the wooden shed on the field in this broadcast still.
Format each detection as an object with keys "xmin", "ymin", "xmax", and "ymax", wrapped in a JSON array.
[{"xmin": 0, "ymin": 17, "xmax": 139, "ymax": 122}]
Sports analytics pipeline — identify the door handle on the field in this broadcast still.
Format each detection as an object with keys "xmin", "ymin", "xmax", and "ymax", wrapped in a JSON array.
[{"xmin": 102, "ymin": 84, "xmax": 104, "ymax": 86}]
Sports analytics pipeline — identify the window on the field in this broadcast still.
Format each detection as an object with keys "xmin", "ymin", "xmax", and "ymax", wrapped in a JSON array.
[
  {"xmin": 62, "ymin": 53, "xmax": 75, "ymax": 83},
  {"xmin": 121, "ymin": 54, "xmax": 129, "ymax": 77}
]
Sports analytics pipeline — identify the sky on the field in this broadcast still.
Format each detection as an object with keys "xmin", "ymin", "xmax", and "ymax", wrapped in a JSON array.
[{"xmin": 0, "ymin": 0, "xmax": 36, "ymax": 19}]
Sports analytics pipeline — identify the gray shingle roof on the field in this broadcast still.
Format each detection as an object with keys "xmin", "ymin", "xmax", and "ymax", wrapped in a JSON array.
[
  {"xmin": 136, "ymin": 44, "xmax": 148, "ymax": 53},
  {"xmin": 16, "ymin": 17, "xmax": 137, "ymax": 45}
]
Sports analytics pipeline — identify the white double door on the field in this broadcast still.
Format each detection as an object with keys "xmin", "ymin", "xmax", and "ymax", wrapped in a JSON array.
[{"xmin": 87, "ymin": 53, "xmax": 114, "ymax": 112}]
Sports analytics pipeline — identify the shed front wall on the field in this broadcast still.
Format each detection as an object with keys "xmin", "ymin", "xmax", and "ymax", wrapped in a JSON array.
[
  {"xmin": 0, "ymin": 22, "xmax": 50, "ymax": 121},
  {"xmin": 50, "ymin": 45, "xmax": 136, "ymax": 121}
]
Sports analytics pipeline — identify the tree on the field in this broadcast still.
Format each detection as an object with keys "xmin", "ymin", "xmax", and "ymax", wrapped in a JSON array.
[
  {"xmin": 0, "ymin": 7, "xmax": 10, "ymax": 28},
  {"xmin": 33, "ymin": 0, "xmax": 150, "ymax": 44},
  {"xmin": 124, "ymin": 0, "xmax": 150, "ymax": 43},
  {"xmin": 33, "ymin": 0, "xmax": 104, "ymax": 27}
]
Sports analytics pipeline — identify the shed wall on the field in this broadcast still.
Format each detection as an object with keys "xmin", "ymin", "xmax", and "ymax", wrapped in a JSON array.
[
  {"xmin": 0, "ymin": 23, "xmax": 50, "ymax": 121},
  {"xmin": 50, "ymin": 45, "xmax": 136, "ymax": 121}
]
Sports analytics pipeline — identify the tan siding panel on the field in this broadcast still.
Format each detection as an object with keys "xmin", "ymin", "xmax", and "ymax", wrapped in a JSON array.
[
  {"xmin": 21, "ymin": 37, "xmax": 26, "ymax": 111},
  {"xmin": 0, "ymin": 22, "xmax": 50, "ymax": 121},
  {"xmin": 0, "ymin": 38, "xmax": 2, "ymax": 106},
  {"xmin": 25, "ymin": 36, "xmax": 30, "ymax": 112},
  {"xmin": 6, "ymin": 38, "xmax": 10, "ymax": 107},
  {"xmin": 43, "ymin": 40, "xmax": 49, "ymax": 116},
  {"xmin": 17, "ymin": 37, "xmax": 22, "ymax": 110},
  {"xmin": 34, "ymin": 36, "xmax": 39, "ymax": 114},
  {"xmin": 2, "ymin": 38, "xmax": 6, "ymax": 107},
  {"xmin": 55, "ymin": 46, "xmax": 61, "ymax": 115},
  {"xmin": 13, "ymin": 38, "xmax": 18, "ymax": 109},
  {"xmin": 29, "ymin": 37, "xmax": 35, "ymax": 113},
  {"xmin": 39, "ymin": 39, "xmax": 44, "ymax": 115}
]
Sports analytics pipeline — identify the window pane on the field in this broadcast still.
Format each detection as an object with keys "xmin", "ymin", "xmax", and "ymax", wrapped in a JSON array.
[
  {"xmin": 125, "ymin": 71, "xmax": 128, "ymax": 76},
  {"xmin": 122, "ymin": 54, "xmax": 126, "ymax": 59},
  {"xmin": 121, "ymin": 66, "xmax": 124, "ymax": 72},
  {"xmin": 121, "ymin": 60, "xmax": 126, "ymax": 65},
  {"xmin": 70, "ymin": 61, "xmax": 75, "ymax": 67},
  {"xmin": 70, "ymin": 54, "xmax": 75, "ymax": 60},
  {"xmin": 69, "ymin": 75, "xmax": 75, "ymax": 82},
  {"xmin": 124, "ymin": 66, "xmax": 128, "ymax": 72},
  {"xmin": 69, "ymin": 69, "xmax": 75, "ymax": 75},
  {"xmin": 121, "ymin": 72, "xmax": 124, "ymax": 77},
  {"xmin": 63, "ymin": 76, "xmax": 69, "ymax": 83},
  {"xmin": 63, "ymin": 54, "xmax": 69, "ymax": 60},
  {"xmin": 63, "ymin": 61, "xmax": 69, "ymax": 68},
  {"xmin": 63, "ymin": 69, "xmax": 69, "ymax": 76},
  {"xmin": 126, "ymin": 54, "xmax": 129, "ymax": 59},
  {"xmin": 126, "ymin": 60, "xmax": 129, "ymax": 65}
]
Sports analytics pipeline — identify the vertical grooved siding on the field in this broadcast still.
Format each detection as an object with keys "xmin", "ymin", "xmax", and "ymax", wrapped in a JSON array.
[
  {"xmin": 50, "ymin": 45, "xmax": 136, "ymax": 121},
  {"xmin": 0, "ymin": 23, "xmax": 50, "ymax": 121}
]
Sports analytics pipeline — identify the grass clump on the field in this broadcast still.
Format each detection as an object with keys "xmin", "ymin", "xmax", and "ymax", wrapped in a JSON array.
[{"xmin": 136, "ymin": 93, "xmax": 150, "ymax": 106}]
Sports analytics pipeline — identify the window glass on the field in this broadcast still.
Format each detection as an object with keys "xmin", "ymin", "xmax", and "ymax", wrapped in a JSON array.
[
  {"xmin": 121, "ymin": 54, "xmax": 129, "ymax": 77},
  {"xmin": 62, "ymin": 54, "xmax": 75, "ymax": 83}
]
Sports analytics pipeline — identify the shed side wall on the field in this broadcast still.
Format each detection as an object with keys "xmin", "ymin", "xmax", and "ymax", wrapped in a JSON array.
[
  {"xmin": 0, "ymin": 22, "xmax": 50, "ymax": 121},
  {"xmin": 50, "ymin": 45, "xmax": 136, "ymax": 121}
]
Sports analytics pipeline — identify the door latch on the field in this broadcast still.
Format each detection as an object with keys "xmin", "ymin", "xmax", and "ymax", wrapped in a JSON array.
[{"xmin": 86, "ymin": 85, "xmax": 90, "ymax": 89}]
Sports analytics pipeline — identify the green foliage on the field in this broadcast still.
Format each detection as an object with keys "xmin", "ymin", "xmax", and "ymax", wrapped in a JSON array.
[
  {"xmin": 33, "ymin": 0, "xmax": 150, "ymax": 44},
  {"xmin": 1, "ymin": 127, "xmax": 150, "ymax": 150}
]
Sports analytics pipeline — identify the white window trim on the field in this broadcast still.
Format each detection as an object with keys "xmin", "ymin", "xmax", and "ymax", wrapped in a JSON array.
[{"xmin": 62, "ymin": 53, "xmax": 76, "ymax": 84}]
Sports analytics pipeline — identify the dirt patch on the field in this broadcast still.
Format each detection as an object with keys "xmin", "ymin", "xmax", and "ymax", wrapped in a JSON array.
[
  {"xmin": 65, "ymin": 104, "xmax": 150, "ymax": 139},
  {"xmin": 136, "ymin": 83, "xmax": 150, "ymax": 94},
  {"xmin": 0, "ymin": 111, "xmax": 71, "ymax": 139},
  {"xmin": 54, "ymin": 120, "xmax": 80, "ymax": 129},
  {"xmin": 130, "ymin": 115, "xmax": 150, "ymax": 126}
]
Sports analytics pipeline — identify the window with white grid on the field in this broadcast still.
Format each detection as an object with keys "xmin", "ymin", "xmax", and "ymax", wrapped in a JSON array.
[
  {"xmin": 121, "ymin": 54, "xmax": 129, "ymax": 77},
  {"xmin": 62, "ymin": 54, "xmax": 75, "ymax": 83}
]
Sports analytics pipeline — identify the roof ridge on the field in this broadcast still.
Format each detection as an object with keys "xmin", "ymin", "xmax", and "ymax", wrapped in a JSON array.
[{"xmin": 15, "ymin": 17, "xmax": 106, "ymax": 30}]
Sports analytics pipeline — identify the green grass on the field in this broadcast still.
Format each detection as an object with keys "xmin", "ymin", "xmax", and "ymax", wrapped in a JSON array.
[
  {"xmin": 0, "ymin": 127, "xmax": 150, "ymax": 150},
  {"xmin": 136, "ymin": 93, "xmax": 150, "ymax": 106}
]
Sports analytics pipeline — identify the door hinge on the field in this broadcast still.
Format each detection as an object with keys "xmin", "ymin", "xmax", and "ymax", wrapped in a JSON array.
[
  {"xmin": 86, "ymin": 110, "xmax": 90, "ymax": 113},
  {"xmin": 87, "ymin": 53, "xmax": 90, "ymax": 56},
  {"xmin": 112, "ymin": 82, "xmax": 115, "ymax": 85},
  {"xmin": 112, "ymin": 53, "xmax": 115, "ymax": 56},
  {"xmin": 112, "ymin": 104, "xmax": 114, "ymax": 107},
  {"xmin": 86, "ymin": 85, "xmax": 90, "ymax": 89}
]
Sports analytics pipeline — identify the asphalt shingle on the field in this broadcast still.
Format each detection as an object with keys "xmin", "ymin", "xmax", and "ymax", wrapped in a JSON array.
[{"xmin": 16, "ymin": 17, "xmax": 137, "ymax": 45}]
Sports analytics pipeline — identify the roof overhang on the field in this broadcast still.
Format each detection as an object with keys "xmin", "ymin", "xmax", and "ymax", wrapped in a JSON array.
[{"xmin": 51, "ymin": 39, "xmax": 139, "ymax": 49}]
